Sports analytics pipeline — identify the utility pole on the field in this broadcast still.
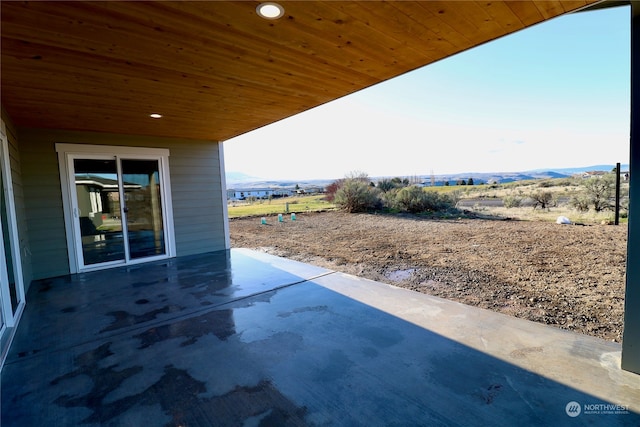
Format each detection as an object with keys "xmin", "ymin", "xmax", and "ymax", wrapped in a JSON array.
[{"xmin": 615, "ymin": 162, "xmax": 621, "ymax": 225}]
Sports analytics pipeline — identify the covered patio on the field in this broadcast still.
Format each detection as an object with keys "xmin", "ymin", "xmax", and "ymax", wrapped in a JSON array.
[
  {"xmin": 2, "ymin": 249, "xmax": 639, "ymax": 425},
  {"xmin": 2, "ymin": 1, "xmax": 640, "ymax": 425}
]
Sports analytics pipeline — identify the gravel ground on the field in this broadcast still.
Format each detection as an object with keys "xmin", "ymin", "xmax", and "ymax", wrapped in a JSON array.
[{"xmin": 230, "ymin": 211, "xmax": 628, "ymax": 342}]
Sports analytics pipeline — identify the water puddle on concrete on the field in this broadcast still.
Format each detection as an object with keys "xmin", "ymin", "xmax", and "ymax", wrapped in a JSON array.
[{"xmin": 385, "ymin": 268, "xmax": 415, "ymax": 282}]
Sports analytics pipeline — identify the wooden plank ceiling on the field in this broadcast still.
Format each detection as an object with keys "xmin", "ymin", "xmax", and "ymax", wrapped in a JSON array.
[{"xmin": 1, "ymin": 1, "xmax": 600, "ymax": 142}]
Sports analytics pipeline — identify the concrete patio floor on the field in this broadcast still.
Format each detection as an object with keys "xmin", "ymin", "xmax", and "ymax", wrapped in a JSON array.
[{"xmin": 2, "ymin": 248, "xmax": 639, "ymax": 426}]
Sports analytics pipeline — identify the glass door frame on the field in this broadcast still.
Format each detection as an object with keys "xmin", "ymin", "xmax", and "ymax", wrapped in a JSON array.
[
  {"xmin": 0, "ymin": 126, "xmax": 26, "ymax": 360},
  {"xmin": 56, "ymin": 144, "xmax": 175, "ymax": 273}
]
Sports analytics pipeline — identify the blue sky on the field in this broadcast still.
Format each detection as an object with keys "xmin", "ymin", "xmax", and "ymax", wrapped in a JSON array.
[{"xmin": 223, "ymin": 6, "xmax": 630, "ymax": 181}]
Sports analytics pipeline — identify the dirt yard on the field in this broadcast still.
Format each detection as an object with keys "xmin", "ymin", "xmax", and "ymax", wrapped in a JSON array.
[{"xmin": 230, "ymin": 211, "xmax": 628, "ymax": 342}]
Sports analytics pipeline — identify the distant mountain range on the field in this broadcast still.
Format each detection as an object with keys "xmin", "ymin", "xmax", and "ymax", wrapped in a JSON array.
[
  {"xmin": 431, "ymin": 164, "xmax": 628, "ymax": 185},
  {"xmin": 225, "ymin": 164, "xmax": 629, "ymax": 189},
  {"xmin": 529, "ymin": 164, "xmax": 629, "ymax": 175}
]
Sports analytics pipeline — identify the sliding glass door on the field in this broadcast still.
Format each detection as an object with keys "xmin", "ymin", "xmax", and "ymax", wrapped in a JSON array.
[
  {"xmin": 121, "ymin": 159, "xmax": 166, "ymax": 260},
  {"xmin": 0, "ymin": 130, "xmax": 25, "ymax": 357},
  {"xmin": 1, "ymin": 161, "xmax": 24, "ymax": 317},
  {"xmin": 59, "ymin": 145, "xmax": 173, "ymax": 272}
]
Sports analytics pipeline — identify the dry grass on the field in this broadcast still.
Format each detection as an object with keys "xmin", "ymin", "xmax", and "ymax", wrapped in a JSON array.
[{"xmin": 466, "ymin": 204, "xmax": 622, "ymax": 224}]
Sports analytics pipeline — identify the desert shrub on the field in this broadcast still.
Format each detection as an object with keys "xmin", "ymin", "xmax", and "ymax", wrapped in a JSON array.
[
  {"xmin": 583, "ymin": 174, "xmax": 615, "ymax": 212},
  {"xmin": 377, "ymin": 178, "xmax": 397, "ymax": 193},
  {"xmin": 554, "ymin": 177, "xmax": 579, "ymax": 187},
  {"xmin": 530, "ymin": 191, "xmax": 554, "ymax": 210},
  {"xmin": 621, "ymin": 196, "xmax": 630, "ymax": 211},
  {"xmin": 570, "ymin": 195, "xmax": 590, "ymax": 212},
  {"xmin": 424, "ymin": 191, "xmax": 454, "ymax": 211},
  {"xmin": 382, "ymin": 177, "xmax": 411, "ymax": 189},
  {"xmin": 503, "ymin": 195, "xmax": 522, "ymax": 208},
  {"xmin": 326, "ymin": 172, "xmax": 371, "ymax": 202},
  {"xmin": 569, "ymin": 174, "xmax": 619, "ymax": 212},
  {"xmin": 346, "ymin": 171, "xmax": 370, "ymax": 181},
  {"xmin": 392, "ymin": 186, "xmax": 453, "ymax": 213},
  {"xmin": 445, "ymin": 190, "xmax": 462, "ymax": 207},
  {"xmin": 324, "ymin": 179, "xmax": 344, "ymax": 202},
  {"xmin": 380, "ymin": 187, "xmax": 399, "ymax": 209},
  {"xmin": 334, "ymin": 178, "xmax": 380, "ymax": 213},
  {"xmin": 537, "ymin": 177, "xmax": 577, "ymax": 188},
  {"xmin": 394, "ymin": 186, "xmax": 428, "ymax": 213}
]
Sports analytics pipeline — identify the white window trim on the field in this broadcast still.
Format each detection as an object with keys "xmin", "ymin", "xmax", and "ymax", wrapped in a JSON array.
[{"xmin": 56, "ymin": 143, "xmax": 176, "ymax": 273}]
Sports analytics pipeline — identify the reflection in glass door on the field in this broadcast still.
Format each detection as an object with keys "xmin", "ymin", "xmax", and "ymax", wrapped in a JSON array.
[
  {"xmin": 74, "ymin": 159, "xmax": 125, "ymax": 266},
  {"xmin": 70, "ymin": 155, "xmax": 169, "ymax": 269},
  {"xmin": 121, "ymin": 159, "xmax": 165, "ymax": 260}
]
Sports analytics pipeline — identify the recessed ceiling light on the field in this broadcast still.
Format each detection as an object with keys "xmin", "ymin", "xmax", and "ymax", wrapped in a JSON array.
[
  {"xmin": 257, "ymin": 2, "xmax": 284, "ymax": 20},
  {"xmin": 150, "ymin": 113, "xmax": 162, "ymax": 119}
]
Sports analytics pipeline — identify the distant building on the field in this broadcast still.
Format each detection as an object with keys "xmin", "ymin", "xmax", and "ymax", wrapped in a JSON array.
[
  {"xmin": 580, "ymin": 170, "xmax": 630, "ymax": 181},
  {"xmin": 227, "ymin": 188, "xmax": 292, "ymax": 201},
  {"xmin": 303, "ymin": 186, "xmax": 325, "ymax": 194},
  {"xmin": 581, "ymin": 171, "xmax": 607, "ymax": 179}
]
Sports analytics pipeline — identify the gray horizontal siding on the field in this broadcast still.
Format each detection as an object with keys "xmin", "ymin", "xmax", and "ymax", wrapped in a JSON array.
[
  {"xmin": 18, "ymin": 129, "xmax": 225, "ymax": 279},
  {"xmin": 172, "ymin": 194, "xmax": 223, "ymax": 208},
  {"xmin": 177, "ymin": 226, "xmax": 225, "ymax": 245},
  {"xmin": 170, "ymin": 174, "xmax": 223, "ymax": 185},
  {"xmin": 174, "ymin": 238, "xmax": 226, "ymax": 256},
  {"xmin": 168, "ymin": 141, "xmax": 224, "ymax": 256},
  {"xmin": 19, "ymin": 130, "xmax": 68, "ymax": 279},
  {"xmin": 171, "ymin": 214, "xmax": 225, "ymax": 228}
]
